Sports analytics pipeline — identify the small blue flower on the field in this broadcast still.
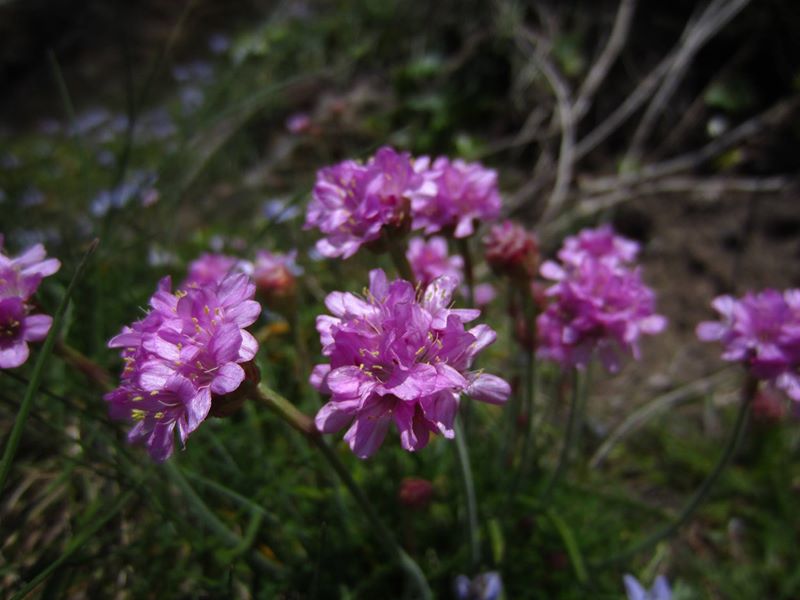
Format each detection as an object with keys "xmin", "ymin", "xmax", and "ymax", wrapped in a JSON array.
[
  {"xmin": 454, "ymin": 571, "xmax": 502, "ymax": 600},
  {"xmin": 623, "ymin": 574, "xmax": 671, "ymax": 600}
]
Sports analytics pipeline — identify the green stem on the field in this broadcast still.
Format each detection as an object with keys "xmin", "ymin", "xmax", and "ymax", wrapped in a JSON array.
[
  {"xmin": 387, "ymin": 237, "xmax": 416, "ymax": 285},
  {"xmin": 594, "ymin": 375, "xmax": 756, "ymax": 567},
  {"xmin": 256, "ymin": 384, "xmax": 432, "ymax": 599},
  {"xmin": 457, "ymin": 237, "xmax": 475, "ymax": 307},
  {"xmin": 454, "ymin": 417, "xmax": 480, "ymax": 570},
  {"xmin": 0, "ymin": 239, "xmax": 98, "ymax": 494},
  {"xmin": 539, "ymin": 368, "xmax": 585, "ymax": 505}
]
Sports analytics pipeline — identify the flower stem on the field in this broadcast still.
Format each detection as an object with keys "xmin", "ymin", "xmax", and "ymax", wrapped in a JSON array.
[
  {"xmin": 539, "ymin": 368, "xmax": 586, "ymax": 505},
  {"xmin": 0, "ymin": 239, "xmax": 98, "ymax": 494},
  {"xmin": 387, "ymin": 237, "xmax": 416, "ymax": 285},
  {"xmin": 454, "ymin": 416, "xmax": 480, "ymax": 570},
  {"xmin": 457, "ymin": 237, "xmax": 475, "ymax": 307},
  {"xmin": 593, "ymin": 375, "xmax": 756, "ymax": 567},
  {"xmin": 255, "ymin": 383, "xmax": 433, "ymax": 599}
]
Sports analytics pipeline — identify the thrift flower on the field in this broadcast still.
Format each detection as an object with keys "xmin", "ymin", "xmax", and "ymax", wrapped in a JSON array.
[
  {"xmin": 0, "ymin": 238, "xmax": 61, "ymax": 369},
  {"xmin": 411, "ymin": 156, "xmax": 501, "ymax": 238},
  {"xmin": 558, "ymin": 224, "xmax": 639, "ymax": 268},
  {"xmin": 184, "ymin": 252, "xmax": 245, "ymax": 288},
  {"xmin": 406, "ymin": 236, "xmax": 464, "ymax": 286},
  {"xmin": 0, "ymin": 297, "xmax": 53, "ymax": 368},
  {"xmin": 697, "ymin": 289, "xmax": 800, "ymax": 400},
  {"xmin": 305, "ymin": 146, "xmax": 435, "ymax": 259},
  {"xmin": 312, "ymin": 269, "xmax": 510, "ymax": 458},
  {"xmin": 106, "ymin": 271, "xmax": 261, "ymax": 462},
  {"xmin": 483, "ymin": 220, "xmax": 539, "ymax": 281},
  {"xmin": 623, "ymin": 574, "xmax": 671, "ymax": 600},
  {"xmin": 537, "ymin": 228, "xmax": 665, "ymax": 372}
]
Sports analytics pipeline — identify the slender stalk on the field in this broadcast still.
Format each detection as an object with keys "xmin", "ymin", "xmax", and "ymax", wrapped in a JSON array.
[
  {"xmin": 256, "ymin": 384, "xmax": 432, "ymax": 599},
  {"xmin": 594, "ymin": 375, "xmax": 756, "ymax": 567},
  {"xmin": 454, "ymin": 417, "xmax": 480, "ymax": 570},
  {"xmin": 0, "ymin": 240, "xmax": 98, "ymax": 494},
  {"xmin": 457, "ymin": 237, "xmax": 475, "ymax": 307},
  {"xmin": 539, "ymin": 368, "xmax": 585, "ymax": 505},
  {"xmin": 387, "ymin": 237, "xmax": 416, "ymax": 285}
]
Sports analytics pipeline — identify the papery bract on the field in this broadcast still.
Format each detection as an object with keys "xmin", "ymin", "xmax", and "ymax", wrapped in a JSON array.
[
  {"xmin": 483, "ymin": 220, "xmax": 539, "ymax": 280},
  {"xmin": 312, "ymin": 269, "xmax": 510, "ymax": 458}
]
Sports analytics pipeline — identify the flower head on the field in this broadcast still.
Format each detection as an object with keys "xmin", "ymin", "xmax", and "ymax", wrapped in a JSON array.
[
  {"xmin": 558, "ymin": 224, "xmax": 639, "ymax": 268},
  {"xmin": 406, "ymin": 236, "xmax": 463, "ymax": 287},
  {"xmin": 0, "ymin": 239, "xmax": 60, "ymax": 369},
  {"xmin": 312, "ymin": 269, "xmax": 510, "ymax": 458},
  {"xmin": 0, "ymin": 240, "xmax": 61, "ymax": 301},
  {"xmin": 305, "ymin": 147, "xmax": 435, "ymax": 259},
  {"xmin": 483, "ymin": 220, "xmax": 539, "ymax": 280},
  {"xmin": 697, "ymin": 289, "xmax": 800, "ymax": 400},
  {"xmin": 537, "ymin": 228, "xmax": 666, "ymax": 372},
  {"xmin": 411, "ymin": 157, "xmax": 501, "ymax": 238},
  {"xmin": 184, "ymin": 252, "xmax": 245, "ymax": 288},
  {"xmin": 623, "ymin": 574, "xmax": 671, "ymax": 600},
  {"xmin": 106, "ymin": 271, "xmax": 261, "ymax": 462}
]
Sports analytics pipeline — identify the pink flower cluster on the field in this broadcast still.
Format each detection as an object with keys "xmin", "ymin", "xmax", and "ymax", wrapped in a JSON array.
[
  {"xmin": 0, "ymin": 237, "xmax": 61, "ymax": 369},
  {"xmin": 483, "ymin": 220, "xmax": 539, "ymax": 281},
  {"xmin": 105, "ymin": 266, "xmax": 261, "ymax": 462},
  {"xmin": 697, "ymin": 289, "xmax": 800, "ymax": 400},
  {"xmin": 312, "ymin": 269, "xmax": 510, "ymax": 458},
  {"xmin": 406, "ymin": 236, "xmax": 464, "ymax": 287},
  {"xmin": 304, "ymin": 147, "xmax": 500, "ymax": 259},
  {"xmin": 536, "ymin": 226, "xmax": 666, "ymax": 372}
]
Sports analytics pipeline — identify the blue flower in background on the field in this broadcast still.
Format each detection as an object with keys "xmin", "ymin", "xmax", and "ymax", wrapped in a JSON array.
[
  {"xmin": 454, "ymin": 571, "xmax": 502, "ymax": 600},
  {"xmin": 624, "ymin": 574, "xmax": 671, "ymax": 600}
]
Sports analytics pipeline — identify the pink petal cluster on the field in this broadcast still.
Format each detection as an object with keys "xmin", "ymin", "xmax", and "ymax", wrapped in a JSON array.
[
  {"xmin": 697, "ymin": 289, "xmax": 800, "ymax": 400},
  {"xmin": 184, "ymin": 253, "xmax": 246, "ymax": 288},
  {"xmin": 311, "ymin": 269, "xmax": 510, "ymax": 458},
  {"xmin": 105, "ymin": 271, "xmax": 261, "ymax": 462},
  {"xmin": 406, "ymin": 236, "xmax": 464, "ymax": 287},
  {"xmin": 304, "ymin": 147, "xmax": 435, "ymax": 259},
  {"xmin": 537, "ymin": 226, "xmax": 666, "ymax": 372},
  {"xmin": 0, "ymin": 237, "xmax": 61, "ymax": 368},
  {"xmin": 483, "ymin": 220, "xmax": 539, "ymax": 280},
  {"xmin": 411, "ymin": 156, "xmax": 501, "ymax": 238}
]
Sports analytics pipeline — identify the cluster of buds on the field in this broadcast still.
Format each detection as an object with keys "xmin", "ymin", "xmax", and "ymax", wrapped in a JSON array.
[{"xmin": 0, "ymin": 236, "xmax": 60, "ymax": 369}]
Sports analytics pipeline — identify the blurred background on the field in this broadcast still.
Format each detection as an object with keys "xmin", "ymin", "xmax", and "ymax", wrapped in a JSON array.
[{"xmin": 1, "ymin": 0, "xmax": 800, "ymax": 598}]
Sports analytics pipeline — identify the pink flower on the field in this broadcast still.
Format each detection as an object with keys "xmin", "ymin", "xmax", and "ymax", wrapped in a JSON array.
[
  {"xmin": 184, "ymin": 253, "xmax": 245, "ymax": 288},
  {"xmin": 0, "ymin": 297, "xmax": 53, "ymax": 368},
  {"xmin": 537, "ymin": 228, "xmax": 666, "ymax": 372},
  {"xmin": 0, "ymin": 238, "xmax": 60, "ymax": 369},
  {"xmin": 697, "ymin": 289, "xmax": 800, "ymax": 400},
  {"xmin": 304, "ymin": 147, "xmax": 435, "ymax": 259},
  {"xmin": 411, "ymin": 157, "xmax": 501, "ymax": 238},
  {"xmin": 406, "ymin": 236, "xmax": 463, "ymax": 286},
  {"xmin": 557, "ymin": 224, "xmax": 639, "ymax": 268},
  {"xmin": 106, "ymin": 269, "xmax": 261, "ymax": 462},
  {"xmin": 312, "ymin": 269, "xmax": 510, "ymax": 458}
]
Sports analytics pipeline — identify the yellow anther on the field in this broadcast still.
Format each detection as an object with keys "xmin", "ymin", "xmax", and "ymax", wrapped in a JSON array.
[
  {"xmin": 154, "ymin": 411, "xmax": 165, "ymax": 420},
  {"xmin": 132, "ymin": 395, "xmax": 144, "ymax": 402},
  {"xmin": 131, "ymin": 409, "xmax": 146, "ymax": 421},
  {"xmin": 150, "ymin": 390, "xmax": 159, "ymax": 396}
]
